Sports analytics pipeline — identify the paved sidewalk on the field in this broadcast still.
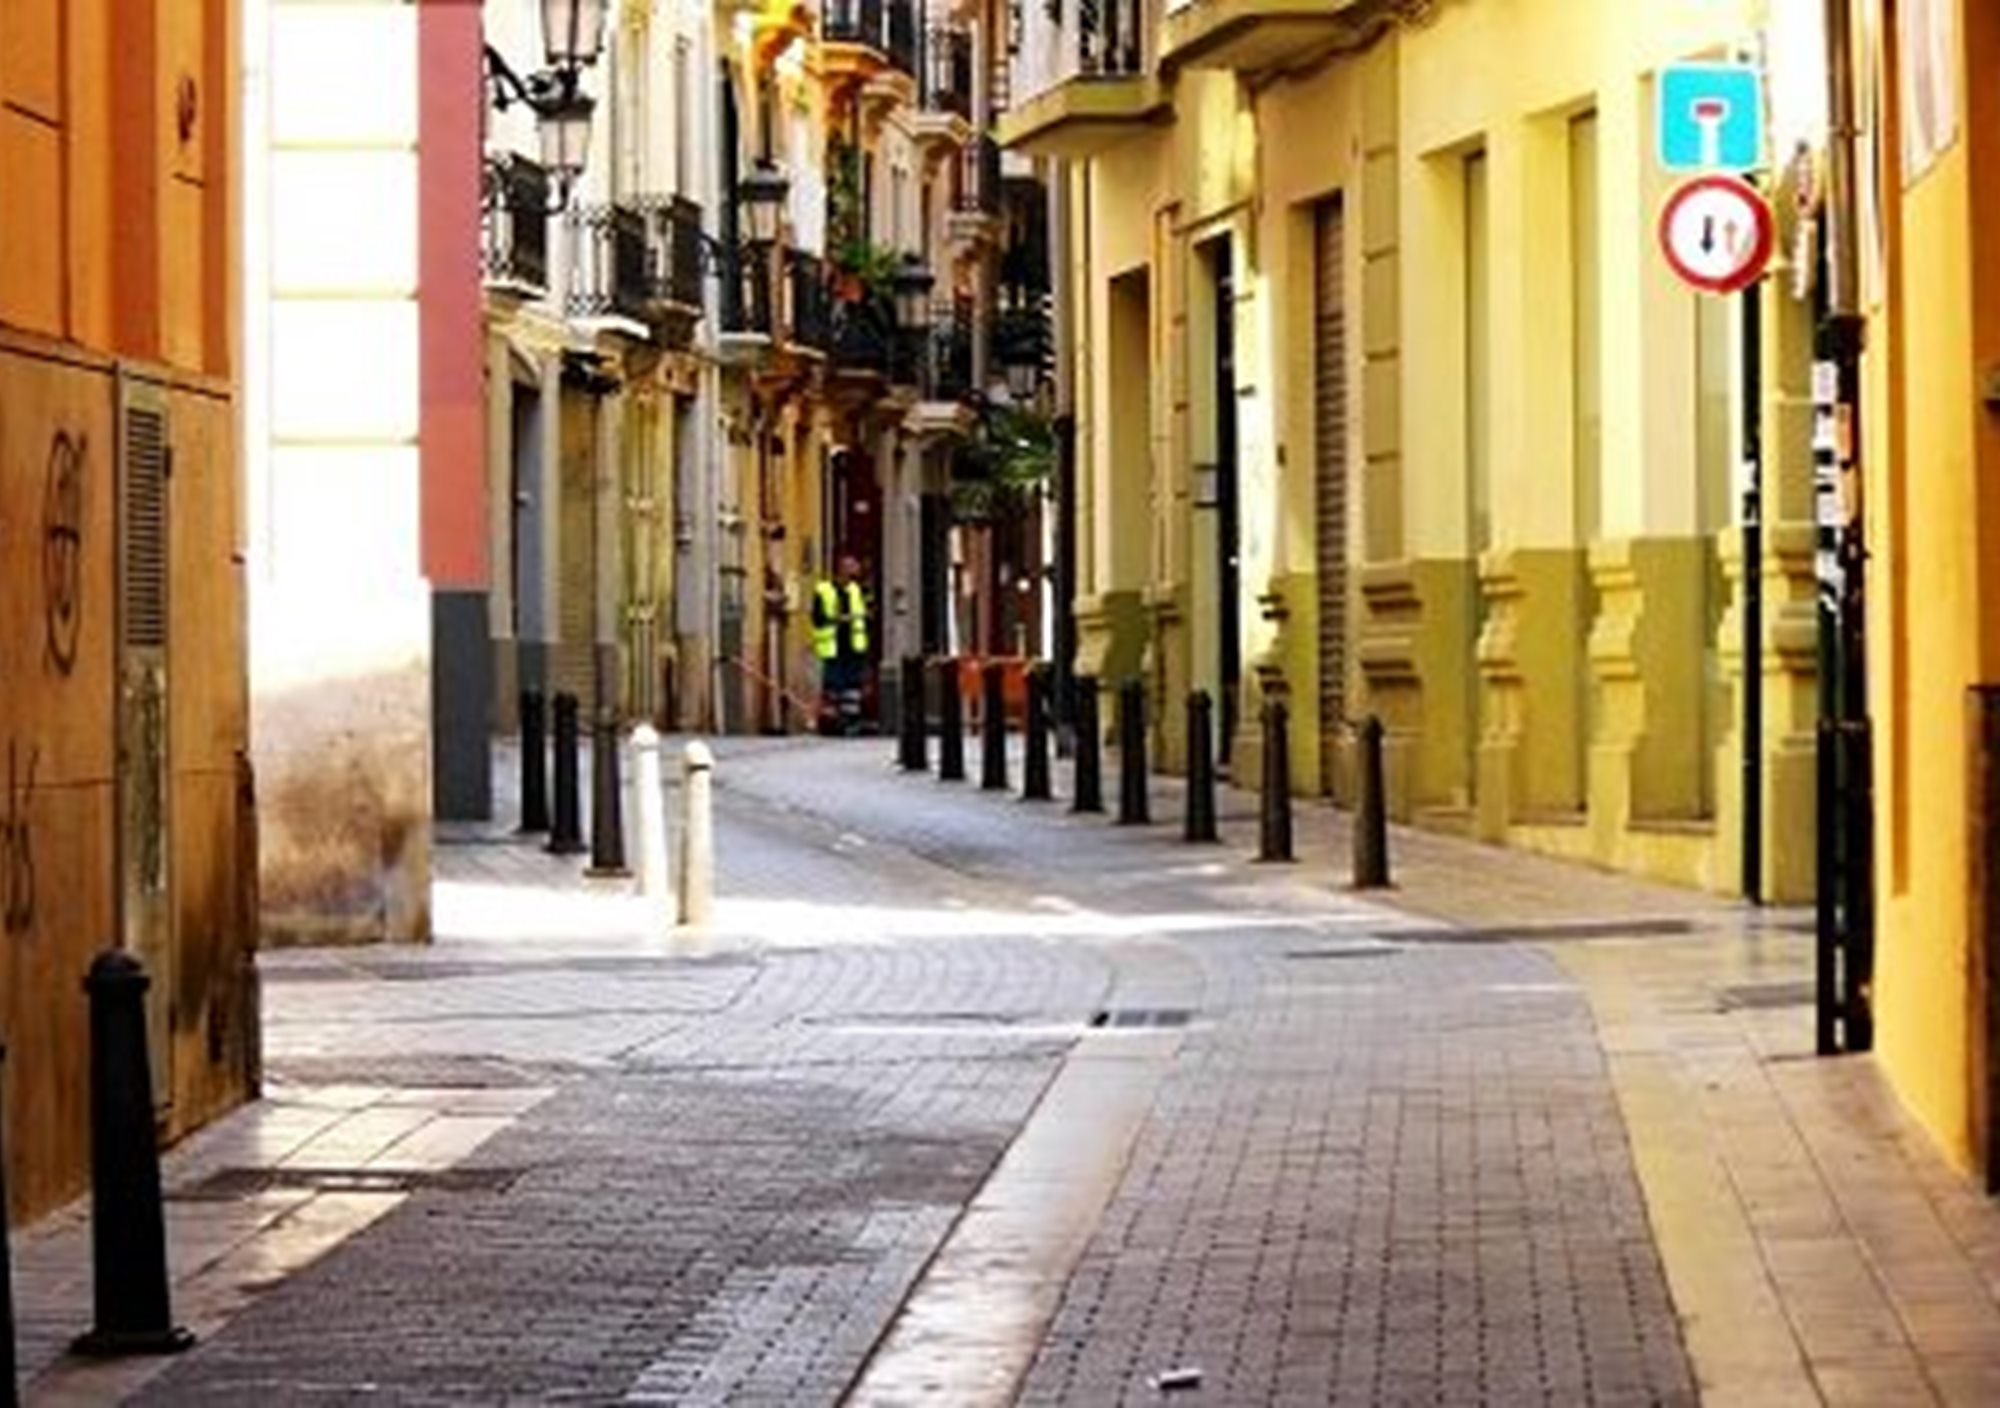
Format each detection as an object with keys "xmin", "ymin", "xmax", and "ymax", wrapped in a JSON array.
[
  {"xmin": 718, "ymin": 734, "xmax": 2000, "ymax": 1407},
  {"xmin": 18, "ymin": 731, "xmax": 2000, "ymax": 1404}
]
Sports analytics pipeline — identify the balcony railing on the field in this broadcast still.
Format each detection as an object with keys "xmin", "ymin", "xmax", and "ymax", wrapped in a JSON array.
[
  {"xmin": 567, "ymin": 202, "xmax": 650, "ymax": 323},
  {"xmin": 483, "ymin": 154, "xmax": 549, "ymax": 293},
  {"xmin": 831, "ymin": 298, "xmax": 893, "ymax": 375},
  {"xmin": 1078, "ymin": 0, "xmax": 1145, "ymax": 75},
  {"xmin": 924, "ymin": 300, "xmax": 974, "ymax": 402},
  {"xmin": 887, "ymin": 0, "xmax": 920, "ymax": 77},
  {"xmin": 824, "ymin": 0, "xmax": 882, "ymax": 43},
  {"xmin": 718, "ymin": 241, "xmax": 775, "ymax": 336},
  {"xmin": 825, "ymin": 0, "xmax": 920, "ymax": 73},
  {"xmin": 829, "ymin": 295, "xmax": 925, "ymax": 386},
  {"xmin": 957, "ymin": 136, "xmax": 1003, "ymax": 216},
  {"xmin": 923, "ymin": 26, "xmax": 973, "ymax": 119},
  {"xmin": 993, "ymin": 296, "xmax": 1053, "ymax": 378},
  {"xmin": 786, "ymin": 251, "xmax": 833, "ymax": 351},
  {"xmin": 639, "ymin": 196, "xmax": 705, "ymax": 313}
]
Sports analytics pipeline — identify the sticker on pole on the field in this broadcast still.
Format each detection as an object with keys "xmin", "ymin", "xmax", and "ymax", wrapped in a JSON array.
[
  {"xmin": 1658, "ymin": 62, "xmax": 1763, "ymax": 172},
  {"xmin": 1658, "ymin": 175, "xmax": 1773, "ymax": 294}
]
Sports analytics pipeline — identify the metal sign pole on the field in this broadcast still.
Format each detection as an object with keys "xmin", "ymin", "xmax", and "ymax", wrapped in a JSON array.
[{"xmin": 1816, "ymin": 0, "xmax": 1872, "ymax": 1054}]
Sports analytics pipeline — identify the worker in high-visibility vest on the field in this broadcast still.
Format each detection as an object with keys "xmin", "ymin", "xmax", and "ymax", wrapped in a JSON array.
[{"xmin": 811, "ymin": 552, "xmax": 871, "ymax": 736}]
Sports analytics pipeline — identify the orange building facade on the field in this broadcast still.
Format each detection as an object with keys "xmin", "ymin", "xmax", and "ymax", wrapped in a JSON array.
[{"xmin": 0, "ymin": 0, "xmax": 257, "ymax": 1220}]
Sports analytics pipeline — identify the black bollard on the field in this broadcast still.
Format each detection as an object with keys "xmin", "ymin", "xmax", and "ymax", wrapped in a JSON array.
[
  {"xmin": 1071, "ymin": 676, "xmax": 1104, "ymax": 815},
  {"xmin": 517, "ymin": 690, "xmax": 549, "ymax": 834},
  {"xmin": 73, "ymin": 953, "xmax": 193, "ymax": 1359},
  {"xmin": 981, "ymin": 662, "xmax": 1009, "ymax": 792},
  {"xmin": 1023, "ymin": 665, "xmax": 1053, "ymax": 802},
  {"xmin": 937, "ymin": 658, "xmax": 966, "ymax": 782},
  {"xmin": 898, "ymin": 656, "xmax": 927, "ymax": 772},
  {"xmin": 1184, "ymin": 691, "xmax": 1218, "ymax": 842},
  {"xmin": 587, "ymin": 712, "xmax": 629, "ymax": 878},
  {"xmin": 1258, "ymin": 699, "xmax": 1294, "ymax": 862},
  {"xmin": 1116, "ymin": 679, "xmax": 1150, "ymax": 825},
  {"xmin": 547, "ymin": 692, "xmax": 586, "ymax": 855},
  {"xmin": 1353, "ymin": 714, "xmax": 1391, "ymax": 888}
]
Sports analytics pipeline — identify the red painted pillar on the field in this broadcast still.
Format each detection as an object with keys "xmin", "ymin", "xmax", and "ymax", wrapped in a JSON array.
[{"xmin": 419, "ymin": 0, "xmax": 492, "ymax": 819}]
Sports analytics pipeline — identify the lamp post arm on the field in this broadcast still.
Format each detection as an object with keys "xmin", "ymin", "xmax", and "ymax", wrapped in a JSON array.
[{"xmin": 484, "ymin": 42, "xmax": 575, "ymax": 117}]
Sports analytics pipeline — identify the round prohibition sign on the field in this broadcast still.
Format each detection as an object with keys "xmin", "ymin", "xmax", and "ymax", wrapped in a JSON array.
[{"xmin": 1658, "ymin": 174, "xmax": 1774, "ymax": 294}]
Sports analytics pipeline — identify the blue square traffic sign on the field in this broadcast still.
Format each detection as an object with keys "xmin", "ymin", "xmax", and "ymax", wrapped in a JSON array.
[{"xmin": 1658, "ymin": 62, "xmax": 1763, "ymax": 172}]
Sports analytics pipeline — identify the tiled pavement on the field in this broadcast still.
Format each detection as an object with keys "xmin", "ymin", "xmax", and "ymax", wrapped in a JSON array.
[{"xmin": 19, "ymin": 732, "xmax": 2000, "ymax": 1404}]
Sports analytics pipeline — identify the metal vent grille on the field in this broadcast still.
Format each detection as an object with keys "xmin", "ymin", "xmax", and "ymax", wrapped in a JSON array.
[{"xmin": 123, "ymin": 405, "xmax": 168, "ymax": 649}]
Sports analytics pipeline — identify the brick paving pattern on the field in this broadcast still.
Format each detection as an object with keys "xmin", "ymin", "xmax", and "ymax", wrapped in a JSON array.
[
  {"xmin": 111, "ymin": 736, "xmax": 1699, "ymax": 1404},
  {"xmin": 1015, "ymin": 942, "xmax": 1693, "ymax": 1407}
]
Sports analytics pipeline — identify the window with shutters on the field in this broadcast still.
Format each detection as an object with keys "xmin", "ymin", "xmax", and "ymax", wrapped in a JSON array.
[{"xmin": 1313, "ymin": 197, "xmax": 1348, "ymax": 795}]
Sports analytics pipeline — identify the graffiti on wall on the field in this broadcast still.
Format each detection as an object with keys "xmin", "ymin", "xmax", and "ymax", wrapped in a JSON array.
[
  {"xmin": 43, "ymin": 430, "xmax": 85, "ymax": 676},
  {"xmin": 1, "ymin": 741, "xmax": 37, "ymax": 935}
]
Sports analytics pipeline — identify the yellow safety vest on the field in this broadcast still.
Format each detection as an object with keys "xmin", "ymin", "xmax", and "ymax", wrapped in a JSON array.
[{"xmin": 812, "ymin": 580, "xmax": 869, "ymax": 659}]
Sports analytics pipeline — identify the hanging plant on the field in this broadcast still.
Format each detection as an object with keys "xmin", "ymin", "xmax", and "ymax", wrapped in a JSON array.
[
  {"xmin": 829, "ymin": 237, "xmax": 901, "ymax": 303},
  {"xmin": 983, "ymin": 404, "xmax": 1057, "ymax": 493},
  {"xmin": 948, "ymin": 401, "xmax": 1056, "ymax": 524}
]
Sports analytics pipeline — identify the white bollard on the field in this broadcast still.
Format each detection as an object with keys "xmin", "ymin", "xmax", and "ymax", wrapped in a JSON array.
[
  {"xmin": 631, "ymin": 725, "xmax": 674, "ymax": 926},
  {"xmin": 677, "ymin": 741, "xmax": 715, "ymax": 931}
]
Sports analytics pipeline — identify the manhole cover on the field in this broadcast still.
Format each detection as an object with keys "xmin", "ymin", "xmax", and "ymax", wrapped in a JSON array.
[
  {"xmin": 1089, "ymin": 1008, "xmax": 1194, "ymax": 1030},
  {"xmin": 172, "ymin": 1165, "xmax": 522, "ymax": 1202}
]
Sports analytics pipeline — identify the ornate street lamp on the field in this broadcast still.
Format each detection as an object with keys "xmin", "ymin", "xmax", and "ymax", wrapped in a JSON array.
[
  {"xmin": 1003, "ymin": 356, "xmax": 1039, "ymax": 403},
  {"xmin": 892, "ymin": 255, "xmax": 934, "ymax": 328},
  {"xmin": 535, "ymin": 89, "xmax": 596, "ymax": 196},
  {"xmin": 485, "ymin": 0, "xmax": 609, "ymax": 213},
  {"xmin": 540, "ymin": 0, "xmax": 608, "ymax": 68},
  {"xmin": 736, "ymin": 158, "xmax": 792, "ymax": 245}
]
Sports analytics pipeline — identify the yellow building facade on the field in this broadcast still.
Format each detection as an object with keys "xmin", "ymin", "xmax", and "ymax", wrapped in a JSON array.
[
  {"xmin": 1005, "ymin": 0, "xmax": 1822, "ymax": 901},
  {"xmin": 1855, "ymin": 0, "xmax": 2000, "ymax": 1180}
]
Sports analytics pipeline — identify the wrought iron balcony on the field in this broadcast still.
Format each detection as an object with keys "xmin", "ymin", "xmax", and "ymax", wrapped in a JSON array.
[
  {"xmin": 483, "ymin": 154, "xmax": 550, "ymax": 293},
  {"xmin": 829, "ymin": 296, "xmax": 899, "ymax": 378},
  {"xmin": 567, "ymin": 202, "xmax": 650, "ymax": 324},
  {"xmin": 922, "ymin": 26, "xmax": 973, "ymax": 119},
  {"xmin": 924, "ymin": 300, "xmax": 974, "ymax": 402},
  {"xmin": 639, "ymin": 196, "xmax": 705, "ymax": 315},
  {"xmin": 824, "ymin": 0, "xmax": 920, "ymax": 73},
  {"xmin": 886, "ymin": 0, "xmax": 920, "ymax": 77},
  {"xmin": 786, "ymin": 250, "xmax": 833, "ymax": 352},
  {"xmin": 1080, "ymin": 0, "xmax": 1146, "ymax": 75},
  {"xmin": 718, "ymin": 240, "xmax": 776, "ymax": 337},
  {"xmin": 993, "ymin": 296, "xmax": 1053, "ymax": 380},
  {"xmin": 957, "ymin": 136, "xmax": 1003, "ymax": 217}
]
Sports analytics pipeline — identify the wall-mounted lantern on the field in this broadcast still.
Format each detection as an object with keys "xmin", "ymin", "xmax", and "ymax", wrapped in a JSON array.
[{"xmin": 485, "ymin": 0, "xmax": 610, "ymax": 212}]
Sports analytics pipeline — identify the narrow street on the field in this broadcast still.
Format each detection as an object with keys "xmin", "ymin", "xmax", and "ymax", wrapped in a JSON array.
[{"xmin": 17, "ymin": 740, "xmax": 1998, "ymax": 1405}]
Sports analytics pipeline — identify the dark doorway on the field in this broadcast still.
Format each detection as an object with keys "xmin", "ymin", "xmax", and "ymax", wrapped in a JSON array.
[
  {"xmin": 1211, "ymin": 237, "xmax": 1242, "ymax": 765},
  {"xmin": 508, "ymin": 384, "xmax": 541, "ymax": 669},
  {"xmin": 1312, "ymin": 199, "xmax": 1349, "ymax": 795},
  {"xmin": 920, "ymin": 488, "xmax": 949, "ymax": 655}
]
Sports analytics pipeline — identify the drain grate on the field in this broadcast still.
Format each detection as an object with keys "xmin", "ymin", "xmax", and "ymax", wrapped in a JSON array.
[
  {"xmin": 172, "ymin": 1165, "xmax": 523, "ymax": 1202},
  {"xmin": 1285, "ymin": 946, "xmax": 1400, "ymax": 961},
  {"xmin": 1715, "ymin": 979, "xmax": 1816, "ymax": 1012},
  {"xmin": 1394, "ymin": 918, "xmax": 1699, "ymax": 945},
  {"xmin": 1089, "ymin": 1008, "xmax": 1194, "ymax": 1030},
  {"xmin": 805, "ymin": 1011, "xmax": 1024, "ymax": 1029}
]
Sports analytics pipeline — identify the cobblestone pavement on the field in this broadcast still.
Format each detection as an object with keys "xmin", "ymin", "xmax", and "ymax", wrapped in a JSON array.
[
  {"xmin": 716, "ymin": 739, "xmax": 1697, "ymax": 1407},
  {"xmin": 29, "ymin": 734, "xmax": 1734, "ymax": 1405}
]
